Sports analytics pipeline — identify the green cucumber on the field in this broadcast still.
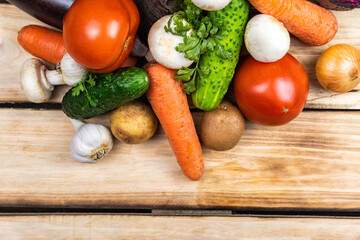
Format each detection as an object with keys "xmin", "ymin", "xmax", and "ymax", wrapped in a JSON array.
[
  {"xmin": 62, "ymin": 67, "xmax": 149, "ymax": 119},
  {"xmin": 192, "ymin": 0, "xmax": 249, "ymax": 111}
]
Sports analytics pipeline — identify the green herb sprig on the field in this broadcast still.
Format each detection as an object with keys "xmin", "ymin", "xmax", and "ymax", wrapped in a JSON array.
[
  {"xmin": 165, "ymin": 0, "xmax": 231, "ymax": 94},
  {"xmin": 72, "ymin": 72, "xmax": 98, "ymax": 110}
]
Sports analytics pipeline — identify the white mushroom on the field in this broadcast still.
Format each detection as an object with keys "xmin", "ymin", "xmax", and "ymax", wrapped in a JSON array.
[
  {"xmin": 190, "ymin": 0, "xmax": 232, "ymax": 11},
  {"xmin": 244, "ymin": 14, "xmax": 290, "ymax": 63},
  {"xmin": 20, "ymin": 53, "xmax": 87, "ymax": 103},
  {"xmin": 148, "ymin": 15, "xmax": 193, "ymax": 70}
]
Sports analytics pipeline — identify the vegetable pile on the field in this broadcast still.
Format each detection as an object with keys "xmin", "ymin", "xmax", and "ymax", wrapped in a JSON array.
[{"xmin": 13, "ymin": 0, "xmax": 360, "ymax": 180}]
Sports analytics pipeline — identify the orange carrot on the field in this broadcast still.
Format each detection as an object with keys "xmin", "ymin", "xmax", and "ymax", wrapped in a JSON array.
[
  {"xmin": 248, "ymin": 0, "xmax": 338, "ymax": 46},
  {"xmin": 144, "ymin": 63, "xmax": 204, "ymax": 181},
  {"xmin": 17, "ymin": 25, "xmax": 67, "ymax": 65}
]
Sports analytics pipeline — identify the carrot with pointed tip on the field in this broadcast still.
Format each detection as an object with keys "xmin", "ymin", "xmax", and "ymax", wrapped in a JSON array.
[
  {"xmin": 248, "ymin": 0, "xmax": 338, "ymax": 46},
  {"xmin": 144, "ymin": 63, "xmax": 204, "ymax": 181}
]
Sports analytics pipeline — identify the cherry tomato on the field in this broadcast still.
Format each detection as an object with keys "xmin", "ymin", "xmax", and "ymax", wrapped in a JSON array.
[
  {"xmin": 234, "ymin": 54, "xmax": 309, "ymax": 126},
  {"xmin": 63, "ymin": 0, "xmax": 139, "ymax": 73}
]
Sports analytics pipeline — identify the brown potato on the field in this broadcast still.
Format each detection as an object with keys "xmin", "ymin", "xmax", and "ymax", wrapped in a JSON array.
[
  {"xmin": 200, "ymin": 101, "xmax": 245, "ymax": 151},
  {"xmin": 110, "ymin": 100, "xmax": 158, "ymax": 144}
]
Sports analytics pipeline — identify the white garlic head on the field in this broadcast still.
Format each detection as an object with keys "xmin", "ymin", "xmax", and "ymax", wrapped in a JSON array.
[
  {"xmin": 60, "ymin": 53, "xmax": 87, "ymax": 86},
  {"xmin": 70, "ymin": 122, "xmax": 113, "ymax": 163}
]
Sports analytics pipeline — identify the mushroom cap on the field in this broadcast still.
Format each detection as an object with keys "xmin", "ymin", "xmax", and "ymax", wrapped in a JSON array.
[
  {"xmin": 191, "ymin": 0, "xmax": 232, "ymax": 11},
  {"xmin": 244, "ymin": 14, "xmax": 290, "ymax": 63},
  {"xmin": 148, "ymin": 15, "xmax": 193, "ymax": 70},
  {"xmin": 20, "ymin": 58, "xmax": 54, "ymax": 103}
]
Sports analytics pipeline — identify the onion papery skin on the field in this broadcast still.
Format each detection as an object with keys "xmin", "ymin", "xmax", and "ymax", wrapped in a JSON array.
[{"xmin": 316, "ymin": 44, "xmax": 360, "ymax": 93}]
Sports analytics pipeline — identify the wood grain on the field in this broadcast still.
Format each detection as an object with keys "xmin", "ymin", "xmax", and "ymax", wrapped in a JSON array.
[
  {"xmin": 1, "ymin": 215, "xmax": 360, "ymax": 239},
  {"xmin": 1, "ymin": 109, "xmax": 360, "ymax": 209},
  {"xmin": 0, "ymin": 5, "xmax": 360, "ymax": 108}
]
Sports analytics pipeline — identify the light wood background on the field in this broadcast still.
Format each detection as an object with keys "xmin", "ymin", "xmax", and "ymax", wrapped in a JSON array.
[{"xmin": 1, "ymin": 109, "xmax": 360, "ymax": 209}]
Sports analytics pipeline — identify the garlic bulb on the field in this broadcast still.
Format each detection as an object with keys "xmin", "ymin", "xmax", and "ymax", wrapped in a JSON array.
[
  {"xmin": 60, "ymin": 53, "xmax": 87, "ymax": 85},
  {"xmin": 70, "ymin": 119, "xmax": 113, "ymax": 163}
]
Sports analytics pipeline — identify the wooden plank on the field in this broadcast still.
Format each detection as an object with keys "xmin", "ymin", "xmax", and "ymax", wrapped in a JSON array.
[
  {"xmin": 0, "ymin": 5, "xmax": 360, "ymax": 108},
  {"xmin": 1, "ymin": 215, "xmax": 360, "ymax": 239},
  {"xmin": 1, "ymin": 109, "xmax": 360, "ymax": 209}
]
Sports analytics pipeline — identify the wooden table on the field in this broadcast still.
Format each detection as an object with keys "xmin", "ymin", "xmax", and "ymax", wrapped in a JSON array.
[{"xmin": 1, "ymin": 1, "xmax": 360, "ymax": 239}]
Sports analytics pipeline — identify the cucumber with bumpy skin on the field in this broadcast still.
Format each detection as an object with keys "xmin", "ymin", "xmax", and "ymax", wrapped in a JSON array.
[
  {"xmin": 192, "ymin": 0, "xmax": 249, "ymax": 111},
  {"xmin": 62, "ymin": 67, "xmax": 149, "ymax": 119}
]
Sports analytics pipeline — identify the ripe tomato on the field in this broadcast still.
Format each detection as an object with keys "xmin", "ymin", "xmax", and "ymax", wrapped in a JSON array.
[
  {"xmin": 63, "ymin": 0, "xmax": 139, "ymax": 73},
  {"xmin": 234, "ymin": 54, "xmax": 309, "ymax": 126}
]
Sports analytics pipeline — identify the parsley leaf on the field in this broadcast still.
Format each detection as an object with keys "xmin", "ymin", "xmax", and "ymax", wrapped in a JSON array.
[{"xmin": 72, "ymin": 72, "xmax": 98, "ymax": 109}]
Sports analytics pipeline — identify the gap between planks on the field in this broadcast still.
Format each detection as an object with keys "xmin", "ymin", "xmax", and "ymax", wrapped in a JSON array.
[{"xmin": 3, "ymin": 210, "xmax": 360, "ymax": 219}]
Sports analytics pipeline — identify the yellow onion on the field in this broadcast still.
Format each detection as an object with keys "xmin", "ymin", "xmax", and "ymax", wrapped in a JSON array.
[{"xmin": 316, "ymin": 44, "xmax": 360, "ymax": 93}]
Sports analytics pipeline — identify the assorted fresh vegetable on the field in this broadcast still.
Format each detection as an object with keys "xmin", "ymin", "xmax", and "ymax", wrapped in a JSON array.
[
  {"xmin": 234, "ymin": 54, "xmax": 309, "ymax": 126},
  {"xmin": 161, "ymin": 0, "xmax": 249, "ymax": 110},
  {"xmin": 63, "ymin": 0, "xmax": 140, "ymax": 73},
  {"xmin": 248, "ymin": 0, "xmax": 338, "ymax": 46},
  {"xmin": 110, "ymin": 100, "xmax": 158, "ymax": 144},
  {"xmin": 244, "ymin": 14, "xmax": 290, "ymax": 63},
  {"xmin": 13, "ymin": 0, "xmax": 358, "ymax": 180},
  {"xmin": 62, "ymin": 67, "xmax": 149, "ymax": 119},
  {"xmin": 69, "ymin": 119, "xmax": 114, "ymax": 163},
  {"xmin": 144, "ymin": 63, "xmax": 204, "ymax": 180},
  {"xmin": 200, "ymin": 101, "xmax": 245, "ymax": 151},
  {"xmin": 316, "ymin": 44, "xmax": 360, "ymax": 93}
]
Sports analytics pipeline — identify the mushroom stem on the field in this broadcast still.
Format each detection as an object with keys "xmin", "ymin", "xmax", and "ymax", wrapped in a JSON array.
[{"xmin": 44, "ymin": 67, "xmax": 65, "ymax": 85}]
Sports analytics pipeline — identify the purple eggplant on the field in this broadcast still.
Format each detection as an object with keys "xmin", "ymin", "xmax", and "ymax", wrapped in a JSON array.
[
  {"xmin": 316, "ymin": 0, "xmax": 360, "ymax": 10},
  {"xmin": 7, "ymin": 0, "xmax": 75, "ymax": 29}
]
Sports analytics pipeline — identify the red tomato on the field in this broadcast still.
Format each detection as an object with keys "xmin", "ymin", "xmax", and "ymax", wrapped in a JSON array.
[
  {"xmin": 234, "ymin": 54, "xmax": 309, "ymax": 126},
  {"xmin": 63, "ymin": 0, "xmax": 140, "ymax": 73}
]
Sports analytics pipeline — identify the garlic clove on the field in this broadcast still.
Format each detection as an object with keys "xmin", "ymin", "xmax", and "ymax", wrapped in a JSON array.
[
  {"xmin": 60, "ymin": 53, "xmax": 87, "ymax": 86},
  {"xmin": 70, "ymin": 122, "xmax": 113, "ymax": 163}
]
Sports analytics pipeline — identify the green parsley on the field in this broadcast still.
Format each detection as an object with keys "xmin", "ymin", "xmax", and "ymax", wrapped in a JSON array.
[{"xmin": 72, "ymin": 72, "xmax": 98, "ymax": 110}]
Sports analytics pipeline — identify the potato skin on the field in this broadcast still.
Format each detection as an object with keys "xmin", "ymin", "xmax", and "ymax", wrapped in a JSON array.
[
  {"xmin": 200, "ymin": 101, "xmax": 245, "ymax": 151},
  {"xmin": 110, "ymin": 100, "xmax": 158, "ymax": 144}
]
